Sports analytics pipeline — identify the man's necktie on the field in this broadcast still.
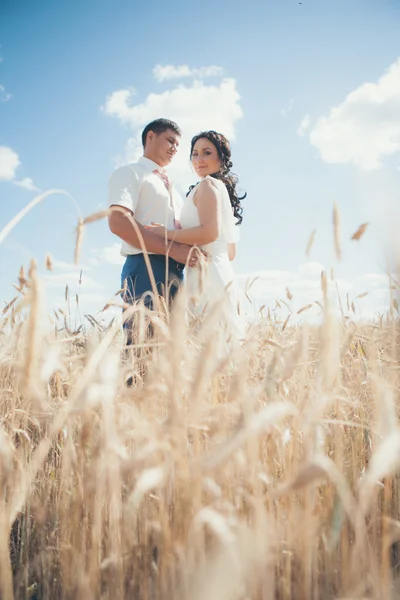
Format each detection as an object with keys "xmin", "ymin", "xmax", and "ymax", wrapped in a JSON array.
[{"xmin": 153, "ymin": 169, "xmax": 181, "ymax": 229}]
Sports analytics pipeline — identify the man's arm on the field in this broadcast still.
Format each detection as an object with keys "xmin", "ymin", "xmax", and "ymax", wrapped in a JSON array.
[
  {"xmin": 107, "ymin": 166, "xmax": 192, "ymax": 264},
  {"xmin": 108, "ymin": 207, "xmax": 193, "ymax": 265}
]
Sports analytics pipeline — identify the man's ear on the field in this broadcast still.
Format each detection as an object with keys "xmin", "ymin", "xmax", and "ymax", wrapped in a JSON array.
[{"xmin": 146, "ymin": 130, "xmax": 154, "ymax": 145}]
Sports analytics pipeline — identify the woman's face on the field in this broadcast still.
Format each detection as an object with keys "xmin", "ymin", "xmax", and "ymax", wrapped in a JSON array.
[{"xmin": 191, "ymin": 137, "xmax": 222, "ymax": 177}]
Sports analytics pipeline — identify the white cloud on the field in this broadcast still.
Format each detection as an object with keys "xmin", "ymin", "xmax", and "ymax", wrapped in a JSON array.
[
  {"xmin": 102, "ymin": 88, "xmax": 136, "ymax": 124},
  {"xmin": 0, "ymin": 84, "xmax": 11, "ymax": 102},
  {"xmin": 280, "ymin": 99, "xmax": 294, "ymax": 117},
  {"xmin": 99, "ymin": 242, "xmax": 125, "ymax": 265},
  {"xmin": 238, "ymin": 262, "xmax": 391, "ymax": 320},
  {"xmin": 309, "ymin": 57, "xmax": 400, "ymax": 169},
  {"xmin": 37, "ymin": 260, "xmax": 107, "ymax": 322},
  {"xmin": 0, "ymin": 146, "xmax": 20, "ymax": 181},
  {"xmin": 43, "ymin": 271, "xmax": 103, "ymax": 290},
  {"xmin": 357, "ymin": 273, "xmax": 388, "ymax": 286},
  {"xmin": 35, "ymin": 257, "xmax": 121, "ymax": 323},
  {"xmin": 0, "ymin": 54, "xmax": 11, "ymax": 101},
  {"xmin": 13, "ymin": 177, "xmax": 39, "ymax": 192},
  {"xmin": 50, "ymin": 259, "xmax": 89, "ymax": 272},
  {"xmin": 44, "ymin": 289, "xmax": 113, "ymax": 326},
  {"xmin": 297, "ymin": 114, "xmax": 310, "ymax": 137},
  {"xmin": 103, "ymin": 68, "xmax": 243, "ymax": 192},
  {"xmin": 153, "ymin": 64, "xmax": 224, "ymax": 82},
  {"xmin": 103, "ymin": 78, "xmax": 241, "ymax": 135},
  {"xmin": 297, "ymin": 261, "xmax": 324, "ymax": 277},
  {"xmin": 88, "ymin": 257, "xmax": 101, "ymax": 267},
  {"xmin": 0, "ymin": 147, "xmax": 38, "ymax": 190},
  {"xmin": 239, "ymin": 262, "xmax": 327, "ymax": 309}
]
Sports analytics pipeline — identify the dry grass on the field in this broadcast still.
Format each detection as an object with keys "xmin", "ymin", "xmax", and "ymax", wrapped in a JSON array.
[
  {"xmin": 1, "ymin": 202, "xmax": 400, "ymax": 599},
  {"xmin": 0, "ymin": 262, "xmax": 399, "ymax": 600}
]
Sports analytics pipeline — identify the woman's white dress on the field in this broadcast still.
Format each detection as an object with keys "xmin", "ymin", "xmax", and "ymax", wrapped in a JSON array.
[{"xmin": 179, "ymin": 175, "xmax": 245, "ymax": 340}]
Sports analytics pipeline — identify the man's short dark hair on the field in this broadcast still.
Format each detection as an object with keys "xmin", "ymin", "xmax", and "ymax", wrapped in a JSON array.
[{"xmin": 141, "ymin": 118, "xmax": 181, "ymax": 148}]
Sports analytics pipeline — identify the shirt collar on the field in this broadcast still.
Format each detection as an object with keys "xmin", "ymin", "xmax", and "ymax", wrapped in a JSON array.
[{"xmin": 138, "ymin": 156, "xmax": 164, "ymax": 173}]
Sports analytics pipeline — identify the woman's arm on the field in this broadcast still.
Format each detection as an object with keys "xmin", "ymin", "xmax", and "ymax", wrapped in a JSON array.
[
  {"xmin": 228, "ymin": 243, "xmax": 236, "ymax": 261},
  {"xmin": 147, "ymin": 179, "xmax": 220, "ymax": 246},
  {"xmin": 108, "ymin": 206, "xmax": 194, "ymax": 264}
]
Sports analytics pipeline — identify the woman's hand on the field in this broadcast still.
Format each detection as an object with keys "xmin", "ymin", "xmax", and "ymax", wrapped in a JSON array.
[{"xmin": 144, "ymin": 222, "xmax": 169, "ymax": 238}]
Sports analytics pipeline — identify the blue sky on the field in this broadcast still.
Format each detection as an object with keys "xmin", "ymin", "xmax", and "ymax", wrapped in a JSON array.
[{"xmin": 1, "ymin": 0, "xmax": 400, "ymax": 322}]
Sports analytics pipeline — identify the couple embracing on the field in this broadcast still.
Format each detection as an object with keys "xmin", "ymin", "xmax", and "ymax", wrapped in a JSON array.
[{"xmin": 108, "ymin": 118, "xmax": 246, "ymax": 343}]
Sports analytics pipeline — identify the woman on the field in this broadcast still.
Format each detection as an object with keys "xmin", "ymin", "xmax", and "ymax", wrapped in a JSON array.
[{"xmin": 146, "ymin": 130, "xmax": 245, "ymax": 340}]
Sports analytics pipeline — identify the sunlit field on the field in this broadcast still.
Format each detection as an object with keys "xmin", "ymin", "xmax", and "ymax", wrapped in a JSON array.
[{"xmin": 1, "ymin": 206, "xmax": 400, "ymax": 600}]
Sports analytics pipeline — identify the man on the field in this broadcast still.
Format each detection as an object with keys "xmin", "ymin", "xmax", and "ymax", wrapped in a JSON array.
[{"xmin": 108, "ymin": 118, "xmax": 195, "ymax": 322}]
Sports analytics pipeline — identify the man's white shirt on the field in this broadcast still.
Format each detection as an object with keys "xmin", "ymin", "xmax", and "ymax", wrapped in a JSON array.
[{"xmin": 108, "ymin": 156, "xmax": 183, "ymax": 257}]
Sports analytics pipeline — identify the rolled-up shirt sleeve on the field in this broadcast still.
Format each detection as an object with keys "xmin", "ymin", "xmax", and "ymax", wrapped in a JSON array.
[{"xmin": 108, "ymin": 166, "xmax": 139, "ymax": 214}]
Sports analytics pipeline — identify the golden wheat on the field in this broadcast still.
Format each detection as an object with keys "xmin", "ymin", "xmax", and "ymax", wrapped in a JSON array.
[
  {"xmin": 0, "ymin": 199, "xmax": 400, "ymax": 599},
  {"xmin": 0, "ymin": 268, "xmax": 399, "ymax": 599}
]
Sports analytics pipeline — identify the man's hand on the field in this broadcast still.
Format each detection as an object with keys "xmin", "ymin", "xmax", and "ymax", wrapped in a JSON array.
[
  {"xmin": 169, "ymin": 243, "xmax": 209, "ymax": 268},
  {"xmin": 169, "ymin": 242, "xmax": 194, "ymax": 266},
  {"xmin": 109, "ymin": 209, "xmax": 181, "ymax": 259},
  {"xmin": 144, "ymin": 223, "xmax": 168, "ymax": 238}
]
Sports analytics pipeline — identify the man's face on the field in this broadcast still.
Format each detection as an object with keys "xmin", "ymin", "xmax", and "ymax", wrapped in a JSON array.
[{"xmin": 146, "ymin": 128, "xmax": 180, "ymax": 167}]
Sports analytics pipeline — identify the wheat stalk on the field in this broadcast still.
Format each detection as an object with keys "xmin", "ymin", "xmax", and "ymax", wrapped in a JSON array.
[
  {"xmin": 333, "ymin": 203, "xmax": 341, "ymax": 261},
  {"xmin": 306, "ymin": 229, "xmax": 316, "ymax": 257}
]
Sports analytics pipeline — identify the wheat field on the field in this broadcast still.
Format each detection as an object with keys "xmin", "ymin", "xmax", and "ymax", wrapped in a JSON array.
[{"xmin": 1, "ymin": 209, "xmax": 400, "ymax": 600}]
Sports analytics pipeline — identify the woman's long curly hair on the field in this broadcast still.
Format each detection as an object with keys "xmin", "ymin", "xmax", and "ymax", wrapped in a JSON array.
[{"xmin": 188, "ymin": 130, "xmax": 245, "ymax": 225}]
